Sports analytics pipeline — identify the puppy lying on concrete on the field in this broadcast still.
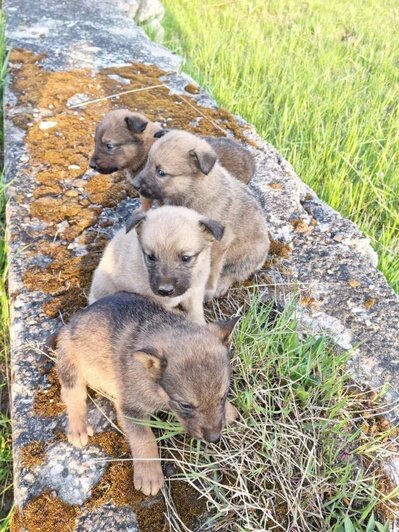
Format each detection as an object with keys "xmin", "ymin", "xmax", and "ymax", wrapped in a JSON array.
[
  {"xmin": 54, "ymin": 291, "xmax": 239, "ymax": 496},
  {"xmin": 88, "ymin": 206, "xmax": 224, "ymax": 323},
  {"xmin": 89, "ymin": 109, "xmax": 256, "ymax": 210},
  {"xmin": 131, "ymin": 130, "xmax": 270, "ymax": 299}
]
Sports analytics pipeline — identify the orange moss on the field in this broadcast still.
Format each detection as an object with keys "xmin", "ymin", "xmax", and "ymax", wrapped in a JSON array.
[
  {"xmin": 268, "ymin": 239, "xmax": 292, "ymax": 258},
  {"xmin": 363, "ymin": 297, "xmax": 378, "ymax": 309},
  {"xmin": 268, "ymin": 182, "xmax": 284, "ymax": 190},
  {"xmin": 11, "ymin": 491, "xmax": 78, "ymax": 532},
  {"xmin": 20, "ymin": 441, "xmax": 46, "ymax": 468},
  {"xmin": 33, "ymin": 366, "xmax": 64, "ymax": 417},
  {"xmin": 290, "ymin": 219, "xmax": 310, "ymax": 233}
]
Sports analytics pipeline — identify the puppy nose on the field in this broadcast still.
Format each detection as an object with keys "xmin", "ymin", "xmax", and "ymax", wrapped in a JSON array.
[
  {"xmin": 202, "ymin": 428, "xmax": 221, "ymax": 444},
  {"xmin": 131, "ymin": 178, "xmax": 141, "ymax": 190},
  {"xmin": 158, "ymin": 285, "xmax": 174, "ymax": 297},
  {"xmin": 89, "ymin": 160, "xmax": 98, "ymax": 170}
]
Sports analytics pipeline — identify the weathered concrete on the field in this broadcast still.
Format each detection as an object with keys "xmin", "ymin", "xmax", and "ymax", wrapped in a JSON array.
[{"xmin": 4, "ymin": 0, "xmax": 399, "ymax": 529}]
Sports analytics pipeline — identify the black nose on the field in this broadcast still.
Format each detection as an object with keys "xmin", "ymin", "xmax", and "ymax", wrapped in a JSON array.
[
  {"xmin": 89, "ymin": 161, "xmax": 98, "ymax": 170},
  {"xmin": 132, "ymin": 178, "xmax": 141, "ymax": 190},
  {"xmin": 202, "ymin": 428, "xmax": 221, "ymax": 444},
  {"xmin": 158, "ymin": 286, "xmax": 174, "ymax": 296}
]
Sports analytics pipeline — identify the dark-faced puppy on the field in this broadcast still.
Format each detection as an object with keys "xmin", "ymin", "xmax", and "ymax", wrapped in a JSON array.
[
  {"xmin": 88, "ymin": 206, "xmax": 224, "ymax": 323},
  {"xmin": 55, "ymin": 291, "xmax": 239, "ymax": 496},
  {"xmin": 132, "ymin": 130, "xmax": 270, "ymax": 299},
  {"xmin": 89, "ymin": 109, "xmax": 163, "ymax": 175}
]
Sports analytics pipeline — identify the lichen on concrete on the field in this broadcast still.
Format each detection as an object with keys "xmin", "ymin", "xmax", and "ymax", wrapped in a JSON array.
[{"xmin": 4, "ymin": 0, "xmax": 399, "ymax": 529}]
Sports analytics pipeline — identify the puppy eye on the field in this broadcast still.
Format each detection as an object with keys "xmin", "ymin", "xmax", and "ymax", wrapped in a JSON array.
[
  {"xmin": 178, "ymin": 401, "xmax": 195, "ymax": 411},
  {"xmin": 146, "ymin": 253, "xmax": 157, "ymax": 262},
  {"xmin": 181, "ymin": 255, "xmax": 192, "ymax": 263},
  {"xmin": 157, "ymin": 168, "xmax": 166, "ymax": 177},
  {"xmin": 105, "ymin": 143, "xmax": 115, "ymax": 150}
]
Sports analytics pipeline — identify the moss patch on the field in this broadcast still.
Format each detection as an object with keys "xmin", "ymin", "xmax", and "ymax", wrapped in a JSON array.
[
  {"xmin": 20, "ymin": 442, "xmax": 46, "ymax": 468},
  {"xmin": 33, "ymin": 366, "xmax": 64, "ymax": 417}
]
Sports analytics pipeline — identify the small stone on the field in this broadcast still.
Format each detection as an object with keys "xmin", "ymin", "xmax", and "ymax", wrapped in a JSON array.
[
  {"xmin": 39, "ymin": 121, "xmax": 58, "ymax": 130},
  {"xmin": 68, "ymin": 164, "xmax": 81, "ymax": 171},
  {"xmin": 20, "ymin": 155, "xmax": 29, "ymax": 163}
]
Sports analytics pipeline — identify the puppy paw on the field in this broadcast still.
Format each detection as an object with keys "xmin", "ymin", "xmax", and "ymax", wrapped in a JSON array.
[
  {"xmin": 225, "ymin": 401, "xmax": 239, "ymax": 424},
  {"xmin": 204, "ymin": 288, "xmax": 216, "ymax": 302},
  {"xmin": 134, "ymin": 461, "xmax": 164, "ymax": 496},
  {"xmin": 67, "ymin": 422, "xmax": 94, "ymax": 447}
]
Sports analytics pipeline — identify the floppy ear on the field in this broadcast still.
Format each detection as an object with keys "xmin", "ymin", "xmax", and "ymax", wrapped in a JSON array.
[
  {"xmin": 199, "ymin": 218, "xmax": 225, "ymax": 241},
  {"xmin": 126, "ymin": 211, "xmax": 146, "ymax": 234},
  {"xmin": 210, "ymin": 317, "xmax": 240, "ymax": 347},
  {"xmin": 125, "ymin": 115, "xmax": 148, "ymax": 134},
  {"xmin": 153, "ymin": 128, "xmax": 170, "ymax": 139},
  {"xmin": 189, "ymin": 146, "xmax": 217, "ymax": 175},
  {"xmin": 133, "ymin": 347, "xmax": 167, "ymax": 378}
]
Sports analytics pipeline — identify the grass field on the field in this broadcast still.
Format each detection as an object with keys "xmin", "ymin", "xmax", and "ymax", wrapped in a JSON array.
[{"xmin": 161, "ymin": 0, "xmax": 399, "ymax": 292}]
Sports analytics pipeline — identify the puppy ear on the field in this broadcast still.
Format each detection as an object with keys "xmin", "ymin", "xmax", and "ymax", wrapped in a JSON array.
[
  {"xmin": 189, "ymin": 146, "xmax": 217, "ymax": 175},
  {"xmin": 199, "ymin": 218, "xmax": 225, "ymax": 241},
  {"xmin": 153, "ymin": 128, "xmax": 170, "ymax": 139},
  {"xmin": 210, "ymin": 317, "xmax": 240, "ymax": 347},
  {"xmin": 125, "ymin": 115, "xmax": 148, "ymax": 134},
  {"xmin": 133, "ymin": 347, "xmax": 167, "ymax": 378},
  {"xmin": 126, "ymin": 211, "xmax": 146, "ymax": 234}
]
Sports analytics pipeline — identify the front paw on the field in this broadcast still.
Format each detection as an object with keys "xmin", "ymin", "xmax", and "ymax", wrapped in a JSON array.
[
  {"xmin": 204, "ymin": 288, "xmax": 216, "ymax": 302},
  {"xmin": 134, "ymin": 461, "xmax": 164, "ymax": 496},
  {"xmin": 67, "ymin": 421, "xmax": 94, "ymax": 447},
  {"xmin": 225, "ymin": 401, "xmax": 239, "ymax": 424}
]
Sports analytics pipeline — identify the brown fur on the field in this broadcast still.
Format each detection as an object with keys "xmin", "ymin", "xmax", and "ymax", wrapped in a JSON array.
[
  {"xmin": 132, "ymin": 130, "xmax": 270, "ymax": 299},
  {"xmin": 88, "ymin": 206, "xmax": 224, "ymax": 323},
  {"xmin": 55, "ymin": 292, "xmax": 239, "ymax": 496},
  {"xmin": 89, "ymin": 110, "xmax": 256, "ymax": 212}
]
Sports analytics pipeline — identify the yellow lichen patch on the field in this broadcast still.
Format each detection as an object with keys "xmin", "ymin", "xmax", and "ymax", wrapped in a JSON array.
[
  {"xmin": 348, "ymin": 279, "xmax": 361, "ymax": 288},
  {"xmin": 21, "ymin": 441, "xmax": 46, "ymax": 468}
]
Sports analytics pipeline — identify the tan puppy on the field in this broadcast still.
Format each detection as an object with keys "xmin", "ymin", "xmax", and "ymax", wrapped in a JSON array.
[
  {"xmin": 131, "ymin": 130, "xmax": 270, "ymax": 299},
  {"xmin": 89, "ymin": 110, "xmax": 256, "ymax": 212},
  {"xmin": 88, "ymin": 206, "xmax": 224, "ymax": 323},
  {"xmin": 89, "ymin": 109, "xmax": 163, "ymax": 211},
  {"xmin": 54, "ymin": 291, "xmax": 239, "ymax": 496}
]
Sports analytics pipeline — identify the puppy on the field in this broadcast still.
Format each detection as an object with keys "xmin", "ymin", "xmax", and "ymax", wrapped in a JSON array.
[
  {"xmin": 89, "ymin": 110, "xmax": 163, "ymax": 211},
  {"xmin": 88, "ymin": 206, "xmax": 224, "ymax": 323},
  {"xmin": 54, "ymin": 291, "xmax": 239, "ymax": 496},
  {"xmin": 89, "ymin": 110, "xmax": 256, "ymax": 210},
  {"xmin": 132, "ymin": 130, "xmax": 270, "ymax": 299}
]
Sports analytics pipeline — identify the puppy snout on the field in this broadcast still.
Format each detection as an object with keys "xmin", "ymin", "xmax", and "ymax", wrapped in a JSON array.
[
  {"xmin": 202, "ymin": 427, "xmax": 221, "ymax": 444},
  {"xmin": 131, "ymin": 177, "xmax": 142, "ymax": 190},
  {"xmin": 89, "ymin": 158, "xmax": 98, "ymax": 170},
  {"xmin": 158, "ymin": 285, "xmax": 175, "ymax": 297}
]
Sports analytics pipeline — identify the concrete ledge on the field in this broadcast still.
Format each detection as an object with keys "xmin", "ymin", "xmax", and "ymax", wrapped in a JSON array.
[{"xmin": 4, "ymin": 0, "xmax": 399, "ymax": 528}]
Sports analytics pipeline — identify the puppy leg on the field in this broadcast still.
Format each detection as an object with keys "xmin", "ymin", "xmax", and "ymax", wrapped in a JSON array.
[
  {"xmin": 61, "ymin": 381, "xmax": 93, "ymax": 447},
  {"xmin": 205, "ymin": 243, "xmax": 228, "ymax": 301},
  {"xmin": 117, "ymin": 405, "xmax": 164, "ymax": 496},
  {"xmin": 57, "ymin": 350, "xmax": 93, "ymax": 447},
  {"xmin": 181, "ymin": 287, "xmax": 206, "ymax": 324},
  {"xmin": 225, "ymin": 400, "xmax": 239, "ymax": 424}
]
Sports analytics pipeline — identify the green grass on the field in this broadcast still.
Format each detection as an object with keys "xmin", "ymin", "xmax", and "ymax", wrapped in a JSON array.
[
  {"xmin": 147, "ymin": 294, "xmax": 397, "ymax": 530},
  {"xmin": 161, "ymin": 0, "xmax": 399, "ymax": 292},
  {"xmin": 0, "ymin": 10, "xmax": 13, "ymax": 530}
]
